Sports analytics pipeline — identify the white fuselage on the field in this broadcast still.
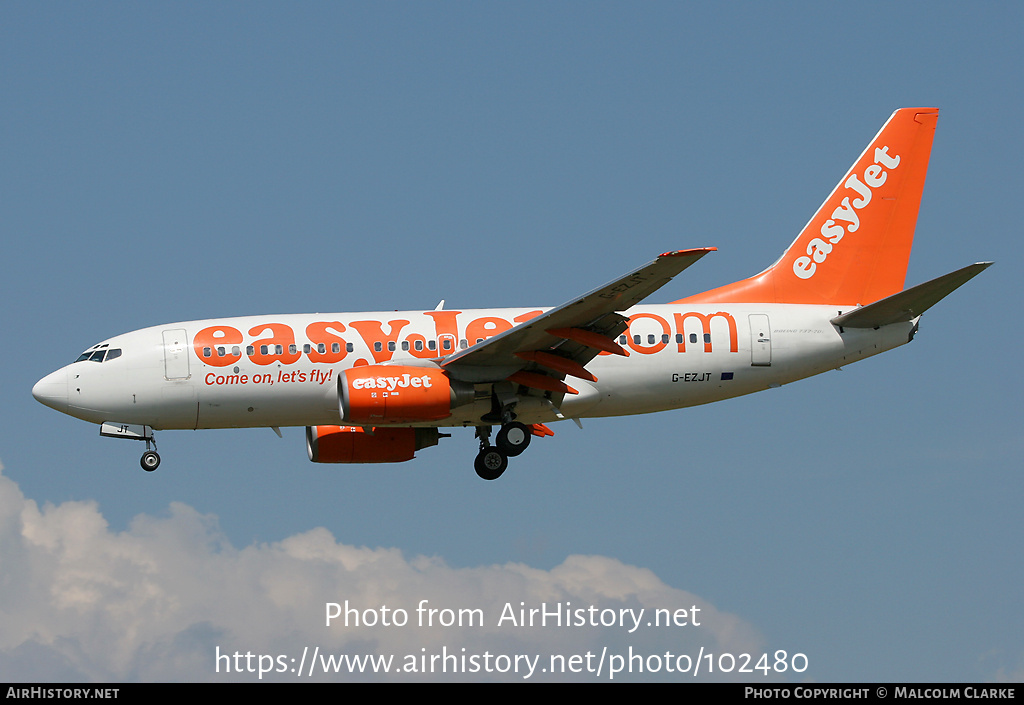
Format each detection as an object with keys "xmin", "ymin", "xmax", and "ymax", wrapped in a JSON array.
[{"xmin": 33, "ymin": 303, "xmax": 915, "ymax": 431}]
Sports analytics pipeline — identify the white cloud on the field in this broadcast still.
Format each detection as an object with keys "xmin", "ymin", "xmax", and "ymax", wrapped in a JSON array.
[{"xmin": 0, "ymin": 461, "xmax": 764, "ymax": 681}]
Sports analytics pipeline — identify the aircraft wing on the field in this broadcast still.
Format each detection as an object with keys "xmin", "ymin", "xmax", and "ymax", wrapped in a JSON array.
[{"xmin": 441, "ymin": 248, "xmax": 715, "ymax": 385}]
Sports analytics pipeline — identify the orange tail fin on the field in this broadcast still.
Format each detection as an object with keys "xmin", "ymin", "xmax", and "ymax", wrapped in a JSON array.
[{"xmin": 677, "ymin": 108, "xmax": 938, "ymax": 305}]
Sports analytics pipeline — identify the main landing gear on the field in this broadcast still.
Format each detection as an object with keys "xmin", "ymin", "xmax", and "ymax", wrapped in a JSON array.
[
  {"xmin": 473, "ymin": 422, "xmax": 531, "ymax": 480},
  {"xmin": 496, "ymin": 421, "xmax": 531, "ymax": 457}
]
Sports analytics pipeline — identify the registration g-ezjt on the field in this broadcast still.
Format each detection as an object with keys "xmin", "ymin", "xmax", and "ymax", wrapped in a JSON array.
[{"xmin": 33, "ymin": 108, "xmax": 990, "ymax": 480}]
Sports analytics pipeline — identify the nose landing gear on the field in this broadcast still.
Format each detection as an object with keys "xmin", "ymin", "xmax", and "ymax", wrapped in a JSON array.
[{"xmin": 99, "ymin": 422, "xmax": 161, "ymax": 472}]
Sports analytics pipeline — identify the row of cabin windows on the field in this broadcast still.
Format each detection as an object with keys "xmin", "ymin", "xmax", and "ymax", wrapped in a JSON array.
[
  {"xmin": 201, "ymin": 338, "xmax": 489, "ymax": 359},
  {"xmin": 619, "ymin": 333, "xmax": 711, "ymax": 346},
  {"xmin": 385, "ymin": 338, "xmax": 480, "ymax": 353},
  {"xmin": 202, "ymin": 342, "xmax": 353, "ymax": 358},
  {"xmin": 91, "ymin": 331, "xmax": 719, "ymax": 364}
]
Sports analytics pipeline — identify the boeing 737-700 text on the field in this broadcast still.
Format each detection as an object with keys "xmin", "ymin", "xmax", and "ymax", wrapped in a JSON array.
[{"xmin": 33, "ymin": 108, "xmax": 990, "ymax": 479}]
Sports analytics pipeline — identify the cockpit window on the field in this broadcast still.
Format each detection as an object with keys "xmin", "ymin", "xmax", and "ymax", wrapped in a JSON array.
[{"xmin": 73, "ymin": 347, "xmax": 123, "ymax": 363}]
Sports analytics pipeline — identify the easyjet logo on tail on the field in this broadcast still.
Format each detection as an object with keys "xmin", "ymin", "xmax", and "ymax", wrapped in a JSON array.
[{"xmin": 793, "ymin": 146, "xmax": 901, "ymax": 280}]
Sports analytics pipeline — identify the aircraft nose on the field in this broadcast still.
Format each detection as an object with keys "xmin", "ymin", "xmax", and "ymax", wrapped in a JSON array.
[{"xmin": 32, "ymin": 368, "xmax": 69, "ymax": 413}]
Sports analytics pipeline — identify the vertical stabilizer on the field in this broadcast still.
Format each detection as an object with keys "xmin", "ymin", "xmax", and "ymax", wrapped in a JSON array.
[{"xmin": 678, "ymin": 108, "xmax": 938, "ymax": 305}]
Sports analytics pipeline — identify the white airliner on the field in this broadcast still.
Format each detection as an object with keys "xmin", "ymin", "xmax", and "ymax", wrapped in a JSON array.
[{"xmin": 33, "ymin": 108, "xmax": 990, "ymax": 479}]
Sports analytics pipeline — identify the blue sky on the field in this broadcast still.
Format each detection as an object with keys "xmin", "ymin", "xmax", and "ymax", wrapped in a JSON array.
[{"xmin": 1, "ymin": 3, "xmax": 1021, "ymax": 682}]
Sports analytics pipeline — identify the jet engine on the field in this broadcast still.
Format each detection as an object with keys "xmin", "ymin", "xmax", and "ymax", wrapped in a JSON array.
[
  {"xmin": 339, "ymin": 365, "xmax": 474, "ymax": 424},
  {"xmin": 306, "ymin": 425, "xmax": 442, "ymax": 463}
]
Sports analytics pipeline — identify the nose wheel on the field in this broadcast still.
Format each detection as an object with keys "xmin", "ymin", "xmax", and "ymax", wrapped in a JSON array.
[
  {"xmin": 140, "ymin": 435, "xmax": 161, "ymax": 472},
  {"xmin": 141, "ymin": 450, "xmax": 161, "ymax": 472}
]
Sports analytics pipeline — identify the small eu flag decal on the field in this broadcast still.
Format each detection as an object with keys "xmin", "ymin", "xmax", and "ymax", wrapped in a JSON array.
[{"xmin": 721, "ymin": 372, "xmax": 734, "ymax": 381}]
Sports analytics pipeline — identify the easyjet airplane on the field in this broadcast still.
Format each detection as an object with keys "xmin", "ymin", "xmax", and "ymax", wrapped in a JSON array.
[{"xmin": 33, "ymin": 108, "xmax": 990, "ymax": 480}]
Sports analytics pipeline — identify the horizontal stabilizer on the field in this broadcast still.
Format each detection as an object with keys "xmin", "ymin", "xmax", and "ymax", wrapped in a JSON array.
[{"xmin": 831, "ymin": 262, "xmax": 992, "ymax": 329}]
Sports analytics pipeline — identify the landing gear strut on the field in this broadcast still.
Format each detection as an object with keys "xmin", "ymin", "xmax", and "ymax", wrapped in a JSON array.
[
  {"xmin": 99, "ymin": 423, "xmax": 162, "ymax": 473},
  {"xmin": 473, "ymin": 425, "xmax": 508, "ymax": 480},
  {"xmin": 140, "ymin": 436, "xmax": 160, "ymax": 471}
]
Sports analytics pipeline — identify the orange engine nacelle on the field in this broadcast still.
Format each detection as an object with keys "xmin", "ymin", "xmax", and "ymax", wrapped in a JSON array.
[
  {"xmin": 306, "ymin": 425, "xmax": 441, "ymax": 464},
  {"xmin": 339, "ymin": 365, "xmax": 473, "ymax": 424}
]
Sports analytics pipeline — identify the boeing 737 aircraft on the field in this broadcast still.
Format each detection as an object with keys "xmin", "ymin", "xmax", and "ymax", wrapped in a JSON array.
[{"xmin": 33, "ymin": 108, "xmax": 990, "ymax": 480}]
